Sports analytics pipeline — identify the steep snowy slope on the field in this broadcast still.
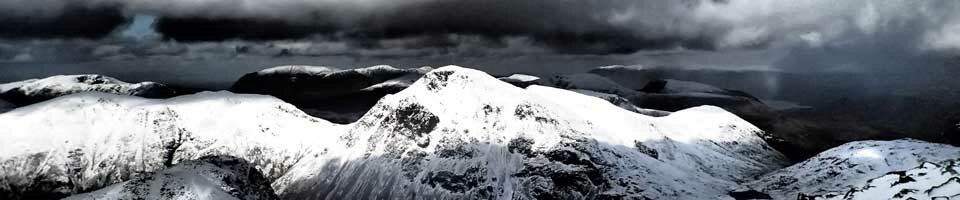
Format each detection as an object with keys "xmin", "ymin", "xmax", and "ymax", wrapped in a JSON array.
[
  {"xmin": 0, "ymin": 74, "xmax": 176, "ymax": 106},
  {"xmin": 230, "ymin": 65, "xmax": 432, "ymax": 123},
  {"xmin": 65, "ymin": 156, "xmax": 278, "ymax": 200},
  {"xmin": 275, "ymin": 66, "xmax": 787, "ymax": 199},
  {"xmin": 0, "ymin": 91, "xmax": 341, "ymax": 199},
  {"xmin": 803, "ymin": 159, "xmax": 960, "ymax": 200},
  {"xmin": 740, "ymin": 139, "xmax": 960, "ymax": 199}
]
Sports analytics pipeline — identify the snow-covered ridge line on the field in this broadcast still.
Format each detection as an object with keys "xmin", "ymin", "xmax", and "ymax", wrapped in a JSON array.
[
  {"xmin": 0, "ymin": 74, "xmax": 177, "ymax": 107},
  {"xmin": 253, "ymin": 64, "xmax": 431, "ymax": 77},
  {"xmin": 0, "ymin": 91, "xmax": 342, "ymax": 199}
]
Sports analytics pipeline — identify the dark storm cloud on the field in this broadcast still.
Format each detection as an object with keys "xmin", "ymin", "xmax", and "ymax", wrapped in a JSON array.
[
  {"xmin": 0, "ymin": 6, "xmax": 126, "ymax": 39},
  {"xmin": 0, "ymin": 0, "xmax": 723, "ymax": 54},
  {"xmin": 1, "ymin": 0, "xmax": 960, "ymax": 59},
  {"xmin": 154, "ymin": 17, "xmax": 333, "ymax": 42}
]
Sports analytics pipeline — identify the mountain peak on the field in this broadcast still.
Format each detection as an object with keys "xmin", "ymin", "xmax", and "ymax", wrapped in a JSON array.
[
  {"xmin": 279, "ymin": 65, "xmax": 787, "ymax": 199},
  {"xmin": 414, "ymin": 65, "xmax": 513, "ymax": 92}
]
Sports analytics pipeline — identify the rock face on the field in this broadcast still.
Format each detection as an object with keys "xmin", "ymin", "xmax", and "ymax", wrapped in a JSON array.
[
  {"xmin": 65, "ymin": 156, "xmax": 279, "ymax": 200},
  {"xmin": 230, "ymin": 65, "xmax": 432, "ymax": 123},
  {"xmin": 740, "ymin": 139, "xmax": 960, "ymax": 199},
  {"xmin": 0, "ymin": 74, "xmax": 177, "ymax": 106},
  {"xmin": 0, "ymin": 91, "xmax": 340, "ymax": 199},
  {"xmin": 802, "ymin": 159, "xmax": 960, "ymax": 200},
  {"xmin": 274, "ymin": 66, "xmax": 787, "ymax": 199}
]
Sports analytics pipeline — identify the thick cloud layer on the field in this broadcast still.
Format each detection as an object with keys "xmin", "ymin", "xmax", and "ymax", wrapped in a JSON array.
[
  {"xmin": 0, "ymin": 6, "xmax": 125, "ymax": 39},
  {"xmin": 3, "ymin": 1, "xmax": 960, "ymax": 54},
  {"xmin": 2, "ymin": 0, "xmax": 960, "ymax": 90}
]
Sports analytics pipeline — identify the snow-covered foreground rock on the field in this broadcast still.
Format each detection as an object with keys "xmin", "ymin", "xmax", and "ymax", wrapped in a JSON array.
[
  {"xmin": 740, "ymin": 139, "xmax": 960, "ymax": 199},
  {"xmin": 0, "ymin": 74, "xmax": 176, "ymax": 106},
  {"xmin": 0, "ymin": 91, "xmax": 340, "ymax": 199},
  {"xmin": 275, "ymin": 66, "xmax": 788, "ymax": 199},
  {"xmin": 65, "ymin": 155, "xmax": 279, "ymax": 200},
  {"xmin": 804, "ymin": 159, "xmax": 960, "ymax": 200}
]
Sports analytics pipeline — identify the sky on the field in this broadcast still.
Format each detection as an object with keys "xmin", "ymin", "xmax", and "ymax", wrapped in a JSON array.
[{"xmin": 0, "ymin": 0, "xmax": 959, "ymax": 93}]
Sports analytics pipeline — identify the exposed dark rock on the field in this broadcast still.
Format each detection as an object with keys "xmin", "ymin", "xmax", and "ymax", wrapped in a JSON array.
[
  {"xmin": 420, "ymin": 167, "xmax": 485, "ymax": 193},
  {"xmin": 728, "ymin": 190, "xmax": 773, "ymax": 200},
  {"xmin": 634, "ymin": 141, "xmax": 659, "ymax": 159},
  {"xmin": 382, "ymin": 103, "xmax": 440, "ymax": 148},
  {"xmin": 508, "ymin": 137, "xmax": 536, "ymax": 157},
  {"xmin": 639, "ymin": 79, "xmax": 667, "ymax": 93}
]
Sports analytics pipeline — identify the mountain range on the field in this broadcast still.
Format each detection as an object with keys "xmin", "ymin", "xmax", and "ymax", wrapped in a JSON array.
[{"xmin": 0, "ymin": 66, "xmax": 956, "ymax": 199}]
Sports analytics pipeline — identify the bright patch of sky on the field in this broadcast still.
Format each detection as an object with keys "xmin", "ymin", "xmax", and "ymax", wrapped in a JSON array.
[{"xmin": 119, "ymin": 14, "xmax": 160, "ymax": 41}]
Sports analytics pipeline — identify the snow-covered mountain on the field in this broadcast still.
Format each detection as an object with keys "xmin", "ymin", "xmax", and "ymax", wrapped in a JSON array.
[
  {"xmin": 740, "ymin": 139, "xmax": 960, "ymax": 199},
  {"xmin": 0, "ymin": 91, "xmax": 341, "ymax": 199},
  {"xmin": 0, "ymin": 74, "xmax": 176, "ymax": 106},
  {"xmin": 274, "ymin": 66, "xmax": 788, "ymax": 199},
  {"xmin": 230, "ymin": 65, "xmax": 432, "ymax": 123},
  {"xmin": 497, "ymin": 74, "xmax": 542, "ymax": 88},
  {"xmin": 65, "ymin": 155, "xmax": 279, "ymax": 200},
  {"xmin": 802, "ymin": 159, "xmax": 960, "ymax": 200}
]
